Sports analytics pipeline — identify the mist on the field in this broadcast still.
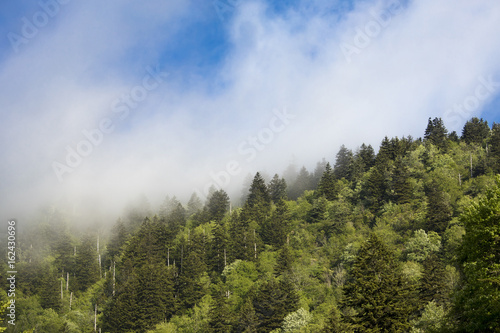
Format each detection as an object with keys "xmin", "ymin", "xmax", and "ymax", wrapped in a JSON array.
[{"xmin": 1, "ymin": 0, "xmax": 500, "ymax": 227}]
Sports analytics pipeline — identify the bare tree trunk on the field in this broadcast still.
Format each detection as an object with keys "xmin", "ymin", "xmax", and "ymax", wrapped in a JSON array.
[
  {"xmin": 94, "ymin": 304, "xmax": 97, "ymax": 332},
  {"xmin": 61, "ymin": 278, "xmax": 63, "ymax": 299},
  {"xmin": 69, "ymin": 292, "xmax": 73, "ymax": 310},
  {"xmin": 112, "ymin": 261, "xmax": 116, "ymax": 297},
  {"xmin": 66, "ymin": 272, "xmax": 69, "ymax": 291}
]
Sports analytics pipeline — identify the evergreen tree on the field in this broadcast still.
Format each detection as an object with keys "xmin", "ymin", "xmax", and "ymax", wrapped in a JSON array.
[
  {"xmin": 166, "ymin": 201, "xmax": 186, "ymax": 234},
  {"xmin": 425, "ymin": 182, "xmax": 452, "ymax": 233},
  {"xmin": 254, "ymin": 278, "xmax": 299, "ymax": 332},
  {"xmin": 419, "ymin": 253, "xmax": 448, "ymax": 308},
  {"xmin": 461, "ymin": 117, "xmax": 490, "ymax": 146},
  {"xmin": 241, "ymin": 172, "xmax": 272, "ymax": 223},
  {"xmin": 288, "ymin": 166, "xmax": 314, "ymax": 200},
  {"xmin": 317, "ymin": 163, "xmax": 337, "ymax": 201},
  {"xmin": 341, "ymin": 234, "xmax": 414, "ymax": 332},
  {"xmin": 312, "ymin": 158, "xmax": 328, "ymax": 188},
  {"xmin": 357, "ymin": 143, "xmax": 376, "ymax": 172},
  {"xmin": 74, "ymin": 235, "xmax": 100, "ymax": 291},
  {"xmin": 262, "ymin": 199, "xmax": 290, "ymax": 248},
  {"xmin": 424, "ymin": 117, "xmax": 448, "ymax": 150},
  {"xmin": 392, "ymin": 157, "xmax": 413, "ymax": 204},
  {"xmin": 105, "ymin": 218, "xmax": 127, "ymax": 266},
  {"xmin": 236, "ymin": 298, "xmax": 258, "ymax": 333},
  {"xmin": 268, "ymin": 174, "xmax": 288, "ymax": 203},
  {"xmin": 187, "ymin": 192, "xmax": 203, "ymax": 217},
  {"xmin": 334, "ymin": 145, "xmax": 354, "ymax": 181},
  {"xmin": 208, "ymin": 284, "xmax": 233, "ymax": 333},
  {"xmin": 274, "ymin": 245, "xmax": 294, "ymax": 277},
  {"xmin": 362, "ymin": 164, "xmax": 390, "ymax": 214},
  {"xmin": 39, "ymin": 269, "xmax": 62, "ymax": 311},
  {"xmin": 207, "ymin": 189, "xmax": 230, "ymax": 222},
  {"xmin": 209, "ymin": 221, "xmax": 229, "ymax": 274},
  {"xmin": 452, "ymin": 177, "xmax": 500, "ymax": 331},
  {"xmin": 489, "ymin": 123, "xmax": 500, "ymax": 173}
]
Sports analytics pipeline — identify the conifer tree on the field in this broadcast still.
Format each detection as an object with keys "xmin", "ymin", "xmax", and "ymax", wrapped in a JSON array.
[
  {"xmin": 288, "ymin": 166, "xmax": 314, "ymax": 200},
  {"xmin": 424, "ymin": 117, "xmax": 448, "ymax": 150},
  {"xmin": 268, "ymin": 174, "xmax": 288, "ymax": 203},
  {"xmin": 262, "ymin": 199, "xmax": 290, "ymax": 248},
  {"xmin": 489, "ymin": 123, "xmax": 500, "ymax": 173},
  {"xmin": 241, "ymin": 172, "xmax": 272, "ymax": 223},
  {"xmin": 187, "ymin": 192, "xmax": 203, "ymax": 217},
  {"xmin": 357, "ymin": 143, "xmax": 376, "ymax": 172},
  {"xmin": 236, "ymin": 298, "xmax": 258, "ymax": 333},
  {"xmin": 74, "ymin": 235, "xmax": 100, "ymax": 291},
  {"xmin": 39, "ymin": 269, "xmax": 62, "ymax": 311},
  {"xmin": 317, "ymin": 163, "xmax": 337, "ymax": 200},
  {"xmin": 208, "ymin": 283, "xmax": 233, "ymax": 333},
  {"xmin": 334, "ymin": 145, "xmax": 354, "ymax": 181},
  {"xmin": 419, "ymin": 253, "xmax": 448, "ymax": 308},
  {"xmin": 425, "ymin": 182, "xmax": 452, "ymax": 233},
  {"xmin": 461, "ymin": 117, "xmax": 490, "ymax": 146},
  {"xmin": 341, "ymin": 234, "xmax": 414, "ymax": 332},
  {"xmin": 452, "ymin": 177, "xmax": 500, "ymax": 331},
  {"xmin": 207, "ymin": 189, "xmax": 230, "ymax": 222},
  {"xmin": 392, "ymin": 157, "xmax": 413, "ymax": 204},
  {"xmin": 209, "ymin": 221, "xmax": 229, "ymax": 274},
  {"xmin": 253, "ymin": 278, "xmax": 299, "ymax": 332},
  {"xmin": 106, "ymin": 218, "xmax": 127, "ymax": 266}
]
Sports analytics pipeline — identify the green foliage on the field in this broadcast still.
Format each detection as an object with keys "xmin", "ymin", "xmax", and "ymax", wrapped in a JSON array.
[
  {"xmin": 340, "ymin": 234, "xmax": 415, "ymax": 332},
  {"xmin": 424, "ymin": 117, "xmax": 448, "ymax": 150},
  {"xmin": 452, "ymin": 177, "xmax": 500, "ymax": 331},
  {"xmin": 405, "ymin": 229, "xmax": 441, "ymax": 262},
  {"xmin": 410, "ymin": 301, "xmax": 447, "ymax": 333}
]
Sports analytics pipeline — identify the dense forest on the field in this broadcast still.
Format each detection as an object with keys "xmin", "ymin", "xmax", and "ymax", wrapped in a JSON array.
[{"xmin": 2, "ymin": 116, "xmax": 500, "ymax": 332}]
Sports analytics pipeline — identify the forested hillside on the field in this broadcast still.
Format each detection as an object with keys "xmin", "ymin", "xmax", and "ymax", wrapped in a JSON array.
[{"xmin": 2, "ymin": 116, "xmax": 500, "ymax": 332}]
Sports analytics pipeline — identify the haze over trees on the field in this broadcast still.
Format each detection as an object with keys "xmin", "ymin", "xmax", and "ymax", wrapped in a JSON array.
[{"xmin": 2, "ymin": 116, "xmax": 500, "ymax": 332}]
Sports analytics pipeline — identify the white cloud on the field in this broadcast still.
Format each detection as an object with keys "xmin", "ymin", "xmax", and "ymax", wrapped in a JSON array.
[{"xmin": 1, "ymin": 0, "xmax": 500, "ymax": 224}]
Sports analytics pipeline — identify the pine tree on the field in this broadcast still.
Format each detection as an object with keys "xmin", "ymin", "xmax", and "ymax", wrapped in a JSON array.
[
  {"xmin": 187, "ymin": 192, "xmax": 203, "ymax": 217},
  {"xmin": 452, "ymin": 177, "xmax": 500, "ymax": 331},
  {"xmin": 208, "ymin": 284, "xmax": 233, "ymax": 333},
  {"xmin": 358, "ymin": 143, "xmax": 376, "ymax": 172},
  {"xmin": 312, "ymin": 158, "xmax": 328, "ymax": 188},
  {"xmin": 489, "ymin": 123, "xmax": 500, "ymax": 173},
  {"xmin": 254, "ymin": 278, "xmax": 299, "ymax": 332},
  {"xmin": 461, "ymin": 117, "xmax": 490, "ymax": 146},
  {"xmin": 74, "ymin": 235, "xmax": 100, "ymax": 291},
  {"xmin": 106, "ymin": 218, "xmax": 127, "ymax": 266},
  {"xmin": 392, "ymin": 157, "xmax": 413, "ymax": 204},
  {"xmin": 236, "ymin": 298, "xmax": 258, "ymax": 333},
  {"xmin": 424, "ymin": 117, "xmax": 448, "ymax": 150},
  {"xmin": 274, "ymin": 245, "xmax": 294, "ymax": 277},
  {"xmin": 341, "ymin": 234, "xmax": 414, "ymax": 332},
  {"xmin": 317, "ymin": 163, "xmax": 337, "ymax": 200},
  {"xmin": 268, "ymin": 174, "xmax": 288, "ymax": 203},
  {"xmin": 419, "ymin": 253, "xmax": 448, "ymax": 308},
  {"xmin": 209, "ymin": 221, "xmax": 229, "ymax": 274},
  {"xmin": 207, "ymin": 189, "xmax": 230, "ymax": 222},
  {"xmin": 288, "ymin": 166, "xmax": 314, "ymax": 200},
  {"xmin": 39, "ymin": 269, "xmax": 62, "ymax": 311},
  {"xmin": 261, "ymin": 199, "xmax": 290, "ymax": 248},
  {"xmin": 241, "ymin": 172, "xmax": 272, "ymax": 223},
  {"xmin": 425, "ymin": 182, "xmax": 452, "ymax": 233},
  {"xmin": 334, "ymin": 145, "xmax": 354, "ymax": 181}
]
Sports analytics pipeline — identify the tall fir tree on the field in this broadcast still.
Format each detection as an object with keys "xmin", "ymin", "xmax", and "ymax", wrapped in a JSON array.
[
  {"xmin": 262, "ymin": 199, "xmax": 290, "ymax": 248},
  {"xmin": 461, "ymin": 117, "xmax": 490, "ymax": 146},
  {"xmin": 268, "ymin": 174, "xmax": 288, "ymax": 203},
  {"xmin": 489, "ymin": 122, "xmax": 500, "ymax": 173},
  {"xmin": 317, "ymin": 163, "xmax": 337, "ymax": 200},
  {"xmin": 74, "ymin": 234, "xmax": 100, "ymax": 291},
  {"xmin": 341, "ymin": 234, "xmax": 414, "ymax": 332},
  {"xmin": 424, "ymin": 117, "xmax": 448, "ymax": 150},
  {"xmin": 334, "ymin": 144, "xmax": 354, "ymax": 181},
  {"xmin": 206, "ymin": 189, "xmax": 230, "ymax": 223}
]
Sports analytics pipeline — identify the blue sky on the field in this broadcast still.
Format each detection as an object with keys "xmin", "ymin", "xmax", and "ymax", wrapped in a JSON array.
[{"xmin": 1, "ymin": 0, "xmax": 500, "ymax": 221}]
